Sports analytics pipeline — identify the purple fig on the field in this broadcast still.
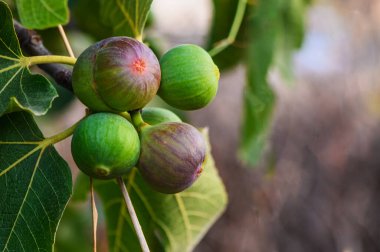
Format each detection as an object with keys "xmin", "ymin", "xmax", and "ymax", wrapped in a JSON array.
[
  {"xmin": 138, "ymin": 122, "xmax": 206, "ymax": 194},
  {"xmin": 72, "ymin": 36, "xmax": 161, "ymax": 112}
]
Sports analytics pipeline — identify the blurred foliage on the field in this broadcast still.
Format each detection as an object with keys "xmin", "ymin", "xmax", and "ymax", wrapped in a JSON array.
[
  {"xmin": 71, "ymin": 0, "xmax": 154, "ymax": 40},
  {"xmin": 239, "ymin": 0, "xmax": 311, "ymax": 166},
  {"xmin": 55, "ymin": 203, "xmax": 92, "ymax": 252},
  {"xmin": 71, "ymin": 0, "xmax": 112, "ymax": 40},
  {"xmin": 207, "ymin": 0, "xmax": 253, "ymax": 70},
  {"xmin": 207, "ymin": 0, "xmax": 310, "ymax": 165}
]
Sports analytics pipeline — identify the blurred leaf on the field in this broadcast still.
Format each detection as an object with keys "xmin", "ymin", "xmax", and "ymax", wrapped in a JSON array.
[
  {"xmin": 71, "ymin": 0, "xmax": 113, "ymax": 40},
  {"xmin": 15, "ymin": 0, "xmax": 69, "ymax": 29},
  {"xmin": 100, "ymin": 0, "xmax": 153, "ymax": 39},
  {"xmin": 71, "ymin": 171, "xmax": 91, "ymax": 202},
  {"xmin": 207, "ymin": 0, "xmax": 252, "ymax": 70},
  {"xmin": 0, "ymin": 112, "xmax": 72, "ymax": 251},
  {"xmin": 275, "ymin": 0, "xmax": 309, "ymax": 80},
  {"xmin": 72, "ymin": 0, "xmax": 153, "ymax": 40},
  {"xmin": 54, "ymin": 203, "xmax": 92, "ymax": 252},
  {"xmin": 95, "ymin": 129, "xmax": 227, "ymax": 251},
  {"xmin": 239, "ymin": 0, "xmax": 310, "ymax": 166},
  {"xmin": 0, "ymin": 1, "xmax": 58, "ymax": 116}
]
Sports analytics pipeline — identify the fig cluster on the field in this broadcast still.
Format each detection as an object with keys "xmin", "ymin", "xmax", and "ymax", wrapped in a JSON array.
[{"xmin": 71, "ymin": 36, "xmax": 219, "ymax": 193}]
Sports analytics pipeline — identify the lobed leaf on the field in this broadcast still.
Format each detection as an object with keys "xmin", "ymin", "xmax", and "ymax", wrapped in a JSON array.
[
  {"xmin": 14, "ymin": 0, "xmax": 69, "ymax": 29},
  {"xmin": 93, "ymin": 129, "xmax": 227, "ymax": 252},
  {"xmin": 0, "ymin": 112, "xmax": 72, "ymax": 251},
  {"xmin": 0, "ymin": 1, "xmax": 58, "ymax": 117}
]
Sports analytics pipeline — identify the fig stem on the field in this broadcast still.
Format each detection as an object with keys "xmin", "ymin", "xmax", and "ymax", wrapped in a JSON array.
[
  {"xmin": 57, "ymin": 25, "xmax": 75, "ymax": 58},
  {"xmin": 130, "ymin": 110, "xmax": 148, "ymax": 130},
  {"xmin": 119, "ymin": 111, "xmax": 132, "ymax": 122},
  {"xmin": 208, "ymin": 0, "xmax": 247, "ymax": 57},
  {"xmin": 90, "ymin": 178, "xmax": 98, "ymax": 252},
  {"xmin": 20, "ymin": 55, "xmax": 77, "ymax": 67},
  {"xmin": 117, "ymin": 177, "xmax": 150, "ymax": 252}
]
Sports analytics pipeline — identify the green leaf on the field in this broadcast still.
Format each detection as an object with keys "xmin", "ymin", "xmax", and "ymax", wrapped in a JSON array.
[
  {"xmin": 72, "ymin": 0, "xmax": 113, "ymax": 40},
  {"xmin": 99, "ymin": 0, "xmax": 153, "ymax": 39},
  {"xmin": 240, "ymin": 0, "xmax": 310, "ymax": 166},
  {"xmin": 95, "ymin": 129, "xmax": 227, "ymax": 251},
  {"xmin": 14, "ymin": 0, "xmax": 69, "ymax": 29},
  {"xmin": 0, "ymin": 1, "xmax": 58, "ymax": 116},
  {"xmin": 0, "ymin": 112, "xmax": 72, "ymax": 251},
  {"xmin": 207, "ymin": 0, "xmax": 252, "ymax": 70}
]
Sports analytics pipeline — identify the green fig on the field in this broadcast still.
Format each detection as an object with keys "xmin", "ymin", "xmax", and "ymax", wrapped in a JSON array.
[
  {"xmin": 71, "ymin": 113, "xmax": 140, "ymax": 179},
  {"xmin": 158, "ymin": 44, "xmax": 219, "ymax": 110},
  {"xmin": 141, "ymin": 107, "xmax": 182, "ymax": 125},
  {"xmin": 72, "ymin": 37, "xmax": 161, "ymax": 112},
  {"xmin": 138, "ymin": 122, "xmax": 206, "ymax": 194}
]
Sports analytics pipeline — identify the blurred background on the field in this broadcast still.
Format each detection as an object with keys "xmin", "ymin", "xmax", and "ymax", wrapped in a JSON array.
[{"xmin": 21, "ymin": 0, "xmax": 380, "ymax": 251}]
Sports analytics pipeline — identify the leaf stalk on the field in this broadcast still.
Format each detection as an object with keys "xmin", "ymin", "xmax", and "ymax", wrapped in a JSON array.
[
  {"xmin": 117, "ymin": 177, "xmax": 150, "ymax": 252},
  {"xmin": 208, "ymin": 0, "xmax": 248, "ymax": 57}
]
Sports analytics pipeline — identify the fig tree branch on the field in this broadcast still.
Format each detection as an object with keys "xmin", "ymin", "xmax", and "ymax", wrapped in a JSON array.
[{"xmin": 13, "ymin": 20, "xmax": 74, "ymax": 92}]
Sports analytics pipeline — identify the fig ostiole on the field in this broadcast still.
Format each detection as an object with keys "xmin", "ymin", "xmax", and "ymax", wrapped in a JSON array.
[
  {"xmin": 141, "ymin": 107, "xmax": 182, "ymax": 125},
  {"xmin": 137, "ymin": 122, "xmax": 206, "ymax": 194},
  {"xmin": 71, "ymin": 113, "xmax": 140, "ymax": 179},
  {"xmin": 72, "ymin": 36, "xmax": 161, "ymax": 112},
  {"xmin": 158, "ymin": 44, "xmax": 219, "ymax": 110}
]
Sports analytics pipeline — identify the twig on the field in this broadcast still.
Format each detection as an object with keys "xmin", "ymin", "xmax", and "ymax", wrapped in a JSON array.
[
  {"xmin": 58, "ymin": 25, "xmax": 75, "ymax": 58},
  {"xmin": 13, "ymin": 20, "xmax": 73, "ymax": 92},
  {"xmin": 208, "ymin": 0, "xmax": 248, "ymax": 57},
  {"xmin": 116, "ymin": 177, "xmax": 150, "ymax": 252},
  {"xmin": 90, "ymin": 178, "xmax": 98, "ymax": 252}
]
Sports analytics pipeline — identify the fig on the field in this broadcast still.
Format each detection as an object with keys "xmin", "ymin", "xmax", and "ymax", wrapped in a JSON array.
[
  {"xmin": 141, "ymin": 107, "xmax": 182, "ymax": 125},
  {"xmin": 72, "ymin": 37, "xmax": 161, "ymax": 112},
  {"xmin": 138, "ymin": 122, "xmax": 206, "ymax": 193},
  {"xmin": 158, "ymin": 44, "xmax": 220, "ymax": 110},
  {"xmin": 71, "ymin": 113, "xmax": 140, "ymax": 179}
]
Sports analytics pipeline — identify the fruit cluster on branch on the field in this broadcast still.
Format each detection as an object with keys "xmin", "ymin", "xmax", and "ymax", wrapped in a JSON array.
[{"xmin": 70, "ymin": 36, "xmax": 219, "ymax": 194}]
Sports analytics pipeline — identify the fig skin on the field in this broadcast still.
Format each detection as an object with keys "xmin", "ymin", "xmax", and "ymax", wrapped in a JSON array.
[
  {"xmin": 71, "ymin": 113, "xmax": 140, "ymax": 179},
  {"xmin": 138, "ymin": 122, "xmax": 206, "ymax": 194},
  {"xmin": 72, "ymin": 37, "xmax": 161, "ymax": 112},
  {"xmin": 158, "ymin": 44, "xmax": 219, "ymax": 110},
  {"xmin": 141, "ymin": 107, "xmax": 182, "ymax": 125}
]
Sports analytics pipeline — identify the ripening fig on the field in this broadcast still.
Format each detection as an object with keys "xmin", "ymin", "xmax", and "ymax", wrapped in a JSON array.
[
  {"xmin": 71, "ymin": 113, "xmax": 140, "ymax": 179},
  {"xmin": 141, "ymin": 107, "xmax": 182, "ymax": 125},
  {"xmin": 72, "ymin": 37, "xmax": 161, "ymax": 112},
  {"xmin": 138, "ymin": 122, "xmax": 206, "ymax": 194},
  {"xmin": 158, "ymin": 44, "xmax": 219, "ymax": 110}
]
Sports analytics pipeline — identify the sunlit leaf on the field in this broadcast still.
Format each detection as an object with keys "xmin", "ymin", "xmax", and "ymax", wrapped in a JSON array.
[
  {"xmin": 0, "ymin": 112, "xmax": 72, "ymax": 251},
  {"xmin": 14, "ymin": 0, "xmax": 69, "ymax": 29},
  {"xmin": 0, "ymin": 1, "xmax": 58, "ymax": 116}
]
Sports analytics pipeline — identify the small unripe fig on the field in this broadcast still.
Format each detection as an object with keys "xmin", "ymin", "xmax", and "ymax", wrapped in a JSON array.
[
  {"xmin": 138, "ymin": 122, "xmax": 206, "ymax": 193},
  {"xmin": 141, "ymin": 107, "xmax": 182, "ymax": 125},
  {"xmin": 71, "ymin": 113, "xmax": 140, "ymax": 179},
  {"xmin": 72, "ymin": 37, "xmax": 161, "ymax": 112},
  {"xmin": 158, "ymin": 44, "xmax": 219, "ymax": 110}
]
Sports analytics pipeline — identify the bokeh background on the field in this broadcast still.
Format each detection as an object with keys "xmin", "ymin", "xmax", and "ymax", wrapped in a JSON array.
[{"xmin": 25, "ymin": 0, "xmax": 380, "ymax": 251}]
